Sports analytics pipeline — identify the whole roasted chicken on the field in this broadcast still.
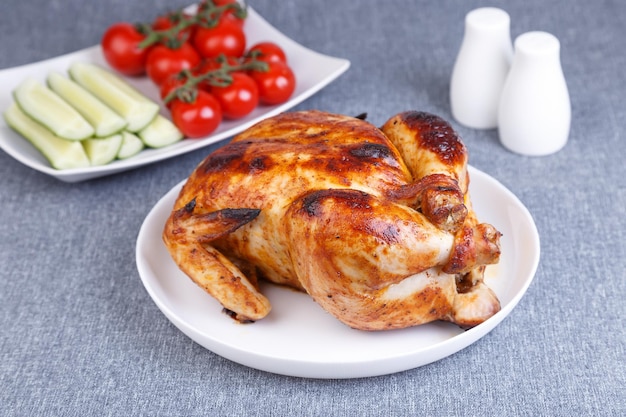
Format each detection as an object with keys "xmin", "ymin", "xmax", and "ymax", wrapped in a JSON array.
[{"xmin": 163, "ymin": 110, "xmax": 502, "ymax": 330}]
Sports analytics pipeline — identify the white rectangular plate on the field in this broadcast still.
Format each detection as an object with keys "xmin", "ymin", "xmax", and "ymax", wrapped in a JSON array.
[{"xmin": 0, "ymin": 7, "xmax": 350, "ymax": 182}]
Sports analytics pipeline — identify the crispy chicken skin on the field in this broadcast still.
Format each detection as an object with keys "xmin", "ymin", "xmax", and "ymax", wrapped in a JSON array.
[{"xmin": 162, "ymin": 110, "xmax": 501, "ymax": 330}]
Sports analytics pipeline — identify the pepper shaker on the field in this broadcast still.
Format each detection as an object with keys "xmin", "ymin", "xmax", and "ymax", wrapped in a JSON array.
[
  {"xmin": 498, "ymin": 31, "xmax": 571, "ymax": 156},
  {"xmin": 450, "ymin": 7, "xmax": 513, "ymax": 129}
]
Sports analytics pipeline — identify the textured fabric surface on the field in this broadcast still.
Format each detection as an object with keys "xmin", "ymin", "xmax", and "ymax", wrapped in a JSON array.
[{"xmin": 1, "ymin": 0, "xmax": 624, "ymax": 415}]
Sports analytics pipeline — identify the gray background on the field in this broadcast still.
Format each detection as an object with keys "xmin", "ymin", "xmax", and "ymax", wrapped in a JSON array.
[{"xmin": 1, "ymin": 0, "xmax": 624, "ymax": 415}]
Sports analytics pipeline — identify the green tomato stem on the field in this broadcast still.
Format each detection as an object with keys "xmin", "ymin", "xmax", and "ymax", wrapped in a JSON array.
[
  {"xmin": 136, "ymin": 0, "xmax": 247, "ymax": 50},
  {"xmin": 163, "ymin": 57, "xmax": 269, "ymax": 105}
]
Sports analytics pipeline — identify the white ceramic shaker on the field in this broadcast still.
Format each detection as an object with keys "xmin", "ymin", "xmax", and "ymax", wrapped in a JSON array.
[
  {"xmin": 450, "ymin": 7, "xmax": 513, "ymax": 129},
  {"xmin": 498, "ymin": 31, "xmax": 571, "ymax": 156}
]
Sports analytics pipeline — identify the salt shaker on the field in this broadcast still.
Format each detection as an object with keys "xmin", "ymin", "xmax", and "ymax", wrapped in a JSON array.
[
  {"xmin": 450, "ymin": 7, "xmax": 513, "ymax": 129},
  {"xmin": 498, "ymin": 31, "xmax": 571, "ymax": 156}
]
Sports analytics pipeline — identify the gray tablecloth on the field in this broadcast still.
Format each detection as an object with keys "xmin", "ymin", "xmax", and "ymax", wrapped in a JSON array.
[{"xmin": 1, "ymin": 0, "xmax": 624, "ymax": 415}]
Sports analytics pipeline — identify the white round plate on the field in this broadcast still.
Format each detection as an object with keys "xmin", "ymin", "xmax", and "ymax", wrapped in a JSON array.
[
  {"xmin": 0, "ymin": 7, "xmax": 349, "ymax": 183},
  {"xmin": 136, "ymin": 166, "xmax": 540, "ymax": 379}
]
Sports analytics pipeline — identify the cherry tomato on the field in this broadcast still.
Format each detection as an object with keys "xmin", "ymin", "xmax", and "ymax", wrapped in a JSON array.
[
  {"xmin": 200, "ymin": 0, "xmax": 245, "ymax": 27},
  {"xmin": 152, "ymin": 13, "xmax": 196, "ymax": 42},
  {"xmin": 101, "ymin": 22, "xmax": 150, "ymax": 76},
  {"xmin": 159, "ymin": 73, "xmax": 190, "ymax": 107},
  {"xmin": 192, "ymin": 20, "xmax": 246, "ymax": 59},
  {"xmin": 249, "ymin": 61, "xmax": 296, "ymax": 105},
  {"xmin": 152, "ymin": 15, "xmax": 175, "ymax": 31},
  {"xmin": 198, "ymin": 55, "xmax": 241, "ymax": 72},
  {"xmin": 246, "ymin": 42, "xmax": 287, "ymax": 64},
  {"xmin": 212, "ymin": 0, "xmax": 239, "ymax": 8},
  {"xmin": 214, "ymin": 0, "xmax": 246, "ymax": 27},
  {"xmin": 194, "ymin": 56, "xmax": 242, "ymax": 91},
  {"xmin": 210, "ymin": 73, "xmax": 259, "ymax": 119},
  {"xmin": 170, "ymin": 90, "xmax": 223, "ymax": 138},
  {"xmin": 145, "ymin": 43, "xmax": 201, "ymax": 85}
]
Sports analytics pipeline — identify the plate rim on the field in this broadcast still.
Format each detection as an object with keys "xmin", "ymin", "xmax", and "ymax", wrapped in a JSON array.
[{"xmin": 135, "ymin": 165, "xmax": 540, "ymax": 378}]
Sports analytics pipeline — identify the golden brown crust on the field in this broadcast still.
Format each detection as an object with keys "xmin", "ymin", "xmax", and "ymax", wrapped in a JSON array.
[
  {"xmin": 283, "ymin": 188, "xmax": 458, "ymax": 330},
  {"xmin": 162, "ymin": 110, "xmax": 502, "ymax": 330},
  {"xmin": 381, "ymin": 111, "xmax": 469, "ymax": 232}
]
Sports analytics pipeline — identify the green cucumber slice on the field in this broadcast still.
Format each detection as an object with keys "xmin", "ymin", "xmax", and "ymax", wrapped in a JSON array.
[
  {"xmin": 138, "ymin": 114, "xmax": 184, "ymax": 148},
  {"xmin": 3, "ymin": 102, "xmax": 90, "ymax": 170},
  {"xmin": 82, "ymin": 134, "xmax": 123, "ymax": 166},
  {"xmin": 117, "ymin": 131, "xmax": 145, "ymax": 160},
  {"xmin": 47, "ymin": 71, "xmax": 127, "ymax": 138},
  {"xmin": 69, "ymin": 62, "xmax": 159, "ymax": 132},
  {"xmin": 13, "ymin": 77, "xmax": 94, "ymax": 141}
]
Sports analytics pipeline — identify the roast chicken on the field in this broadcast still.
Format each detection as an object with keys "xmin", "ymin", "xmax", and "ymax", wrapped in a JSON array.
[{"xmin": 162, "ymin": 110, "xmax": 502, "ymax": 330}]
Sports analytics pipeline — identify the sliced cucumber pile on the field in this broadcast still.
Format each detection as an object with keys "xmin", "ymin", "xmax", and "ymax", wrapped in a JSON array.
[
  {"xmin": 69, "ymin": 62, "xmax": 159, "ymax": 133},
  {"xmin": 117, "ymin": 131, "xmax": 145, "ymax": 160},
  {"xmin": 4, "ymin": 103, "xmax": 90, "ymax": 170},
  {"xmin": 5, "ymin": 63, "xmax": 184, "ymax": 171},
  {"xmin": 83, "ymin": 134, "xmax": 123, "ymax": 166},
  {"xmin": 13, "ymin": 77, "xmax": 95, "ymax": 141},
  {"xmin": 47, "ymin": 71, "xmax": 127, "ymax": 138},
  {"xmin": 139, "ymin": 115, "xmax": 184, "ymax": 148}
]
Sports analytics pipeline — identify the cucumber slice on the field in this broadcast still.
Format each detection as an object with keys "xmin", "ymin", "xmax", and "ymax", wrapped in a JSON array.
[
  {"xmin": 69, "ymin": 62, "xmax": 159, "ymax": 132},
  {"xmin": 138, "ymin": 114, "xmax": 184, "ymax": 148},
  {"xmin": 3, "ymin": 102, "xmax": 90, "ymax": 170},
  {"xmin": 13, "ymin": 77, "xmax": 94, "ymax": 141},
  {"xmin": 82, "ymin": 134, "xmax": 123, "ymax": 166},
  {"xmin": 47, "ymin": 71, "xmax": 127, "ymax": 138},
  {"xmin": 117, "ymin": 131, "xmax": 145, "ymax": 160}
]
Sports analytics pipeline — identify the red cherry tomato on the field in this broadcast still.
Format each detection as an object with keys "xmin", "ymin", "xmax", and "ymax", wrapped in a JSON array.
[
  {"xmin": 198, "ymin": 55, "xmax": 241, "ymax": 72},
  {"xmin": 170, "ymin": 90, "xmax": 223, "ymax": 138},
  {"xmin": 194, "ymin": 56, "xmax": 242, "ymax": 91},
  {"xmin": 249, "ymin": 61, "xmax": 296, "ymax": 105},
  {"xmin": 202, "ymin": 0, "xmax": 245, "ymax": 27},
  {"xmin": 210, "ymin": 72, "xmax": 259, "ymax": 119},
  {"xmin": 145, "ymin": 43, "xmax": 201, "ymax": 85},
  {"xmin": 152, "ymin": 15, "xmax": 175, "ymax": 31},
  {"xmin": 159, "ymin": 74, "xmax": 190, "ymax": 107},
  {"xmin": 217, "ymin": 0, "xmax": 246, "ymax": 27},
  {"xmin": 212, "ymin": 0, "xmax": 239, "ymax": 8},
  {"xmin": 192, "ymin": 20, "xmax": 246, "ymax": 59},
  {"xmin": 221, "ymin": 12, "xmax": 245, "ymax": 28},
  {"xmin": 152, "ymin": 13, "xmax": 196, "ymax": 41},
  {"xmin": 247, "ymin": 42, "xmax": 287, "ymax": 64},
  {"xmin": 101, "ymin": 22, "xmax": 150, "ymax": 76}
]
